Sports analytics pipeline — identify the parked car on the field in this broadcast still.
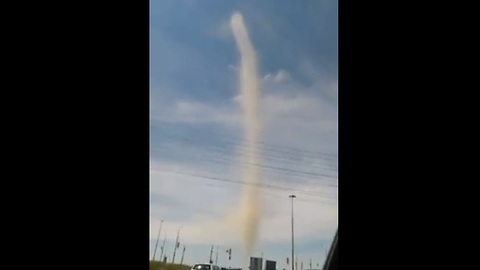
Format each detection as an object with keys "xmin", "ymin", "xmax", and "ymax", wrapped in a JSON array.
[{"xmin": 192, "ymin": 263, "xmax": 222, "ymax": 270}]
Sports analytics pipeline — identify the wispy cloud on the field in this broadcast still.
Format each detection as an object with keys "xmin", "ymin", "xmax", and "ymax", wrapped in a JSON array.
[{"xmin": 151, "ymin": 67, "xmax": 337, "ymax": 150}]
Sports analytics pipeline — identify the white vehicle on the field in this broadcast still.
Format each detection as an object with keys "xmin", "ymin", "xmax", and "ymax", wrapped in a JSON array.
[{"xmin": 191, "ymin": 263, "xmax": 222, "ymax": 270}]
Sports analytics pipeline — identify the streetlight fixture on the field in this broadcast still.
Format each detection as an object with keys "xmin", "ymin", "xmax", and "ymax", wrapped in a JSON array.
[{"xmin": 289, "ymin": 195, "xmax": 296, "ymax": 270}]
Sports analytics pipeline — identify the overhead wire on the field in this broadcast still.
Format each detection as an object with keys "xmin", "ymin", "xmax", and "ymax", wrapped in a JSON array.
[
  {"xmin": 152, "ymin": 126, "xmax": 338, "ymax": 163},
  {"xmin": 153, "ymin": 167, "xmax": 337, "ymax": 199},
  {"xmin": 152, "ymin": 132, "xmax": 338, "ymax": 177},
  {"xmin": 150, "ymin": 120, "xmax": 338, "ymax": 204},
  {"xmin": 156, "ymin": 143, "xmax": 337, "ymax": 187}
]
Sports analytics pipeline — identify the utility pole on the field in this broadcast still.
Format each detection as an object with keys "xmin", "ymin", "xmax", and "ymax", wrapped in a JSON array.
[
  {"xmin": 152, "ymin": 220, "xmax": 164, "ymax": 261},
  {"xmin": 180, "ymin": 246, "xmax": 186, "ymax": 265},
  {"xmin": 215, "ymin": 246, "xmax": 219, "ymax": 265},
  {"xmin": 172, "ymin": 227, "xmax": 181, "ymax": 263},
  {"xmin": 159, "ymin": 234, "xmax": 167, "ymax": 263},
  {"xmin": 209, "ymin": 245, "xmax": 214, "ymax": 263},
  {"xmin": 289, "ymin": 195, "xmax": 296, "ymax": 270},
  {"xmin": 309, "ymin": 258, "xmax": 312, "ymax": 270}
]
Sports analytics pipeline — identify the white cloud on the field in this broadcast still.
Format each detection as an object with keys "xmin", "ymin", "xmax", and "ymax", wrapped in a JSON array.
[
  {"xmin": 151, "ymin": 68, "xmax": 337, "ymax": 151},
  {"xmin": 263, "ymin": 70, "xmax": 290, "ymax": 83}
]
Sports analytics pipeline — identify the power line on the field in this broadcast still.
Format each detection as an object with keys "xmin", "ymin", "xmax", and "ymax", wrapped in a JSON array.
[
  {"xmin": 155, "ymin": 153, "xmax": 338, "ymax": 190},
  {"xmin": 150, "ymin": 123, "xmax": 338, "ymax": 203},
  {"xmin": 153, "ymin": 167, "xmax": 337, "ymax": 199},
  {"xmin": 152, "ymin": 136, "xmax": 338, "ymax": 171},
  {"xmin": 201, "ymin": 180, "xmax": 337, "ymax": 204},
  {"xmin": 154, "ymin": 141, "xmax": 337, "ymax": 173},
  {"xmin": 151, "ymin": 129, "xmax": 339, "ymax": 191},
  {"xmin": 151, "ymin": 152, "xmax": 338, "ymax": 192},
  {"xmin": 152, "ymin": 127, "xmax": 338, "ymax": 162},
  {"xmin": 155, "ymin": 145, "xmax": 337, "ymax": 180},
  {"xmin": 204, "ymin": 184, "xmax": 336, "ymax": 205}
]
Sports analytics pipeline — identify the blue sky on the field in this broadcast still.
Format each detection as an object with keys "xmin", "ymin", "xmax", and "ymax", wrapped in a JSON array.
[{"xmin": 150, "ymin": 0, "xmax": 338, "ymax": 268}]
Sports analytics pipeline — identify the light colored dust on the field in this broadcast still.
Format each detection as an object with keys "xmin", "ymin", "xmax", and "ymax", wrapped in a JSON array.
[{"xmin": 229, "ymin": 11, "xmax": 264, "ymax": 269}]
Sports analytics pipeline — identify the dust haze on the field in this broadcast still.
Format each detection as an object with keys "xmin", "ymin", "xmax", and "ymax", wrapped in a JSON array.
[{"xmin": 230, "ymin": 12, "xmax": 264, "ymax": 267}]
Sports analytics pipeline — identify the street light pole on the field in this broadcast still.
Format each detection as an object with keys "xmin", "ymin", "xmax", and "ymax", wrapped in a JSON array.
[
  {"xmin": 160, "ymin": 234, "xmax": 167, "ymax": 262},
  {"xmin": 172, "ymin": 226, "xmax": 181, "ymax": 263},
  {"xmin": 289, "ymin": 195, "xmax": 296, "ymax": 270},
  {"xmin": 153, "ymin": 219, "xmax": 164, "ymax": 261}
]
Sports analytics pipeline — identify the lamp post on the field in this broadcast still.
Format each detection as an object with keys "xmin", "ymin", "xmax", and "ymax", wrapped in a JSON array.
[
  {"xmin": 172, "ymin": 226, "xmax": 181, "ymax": 263},
  {"xmin": 152, "ymin": 219, "xmax": 164, "ymax": 261},
  {"xmin": 289, "ymin": 195, "xmax": 296, "ymax": 270}
]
